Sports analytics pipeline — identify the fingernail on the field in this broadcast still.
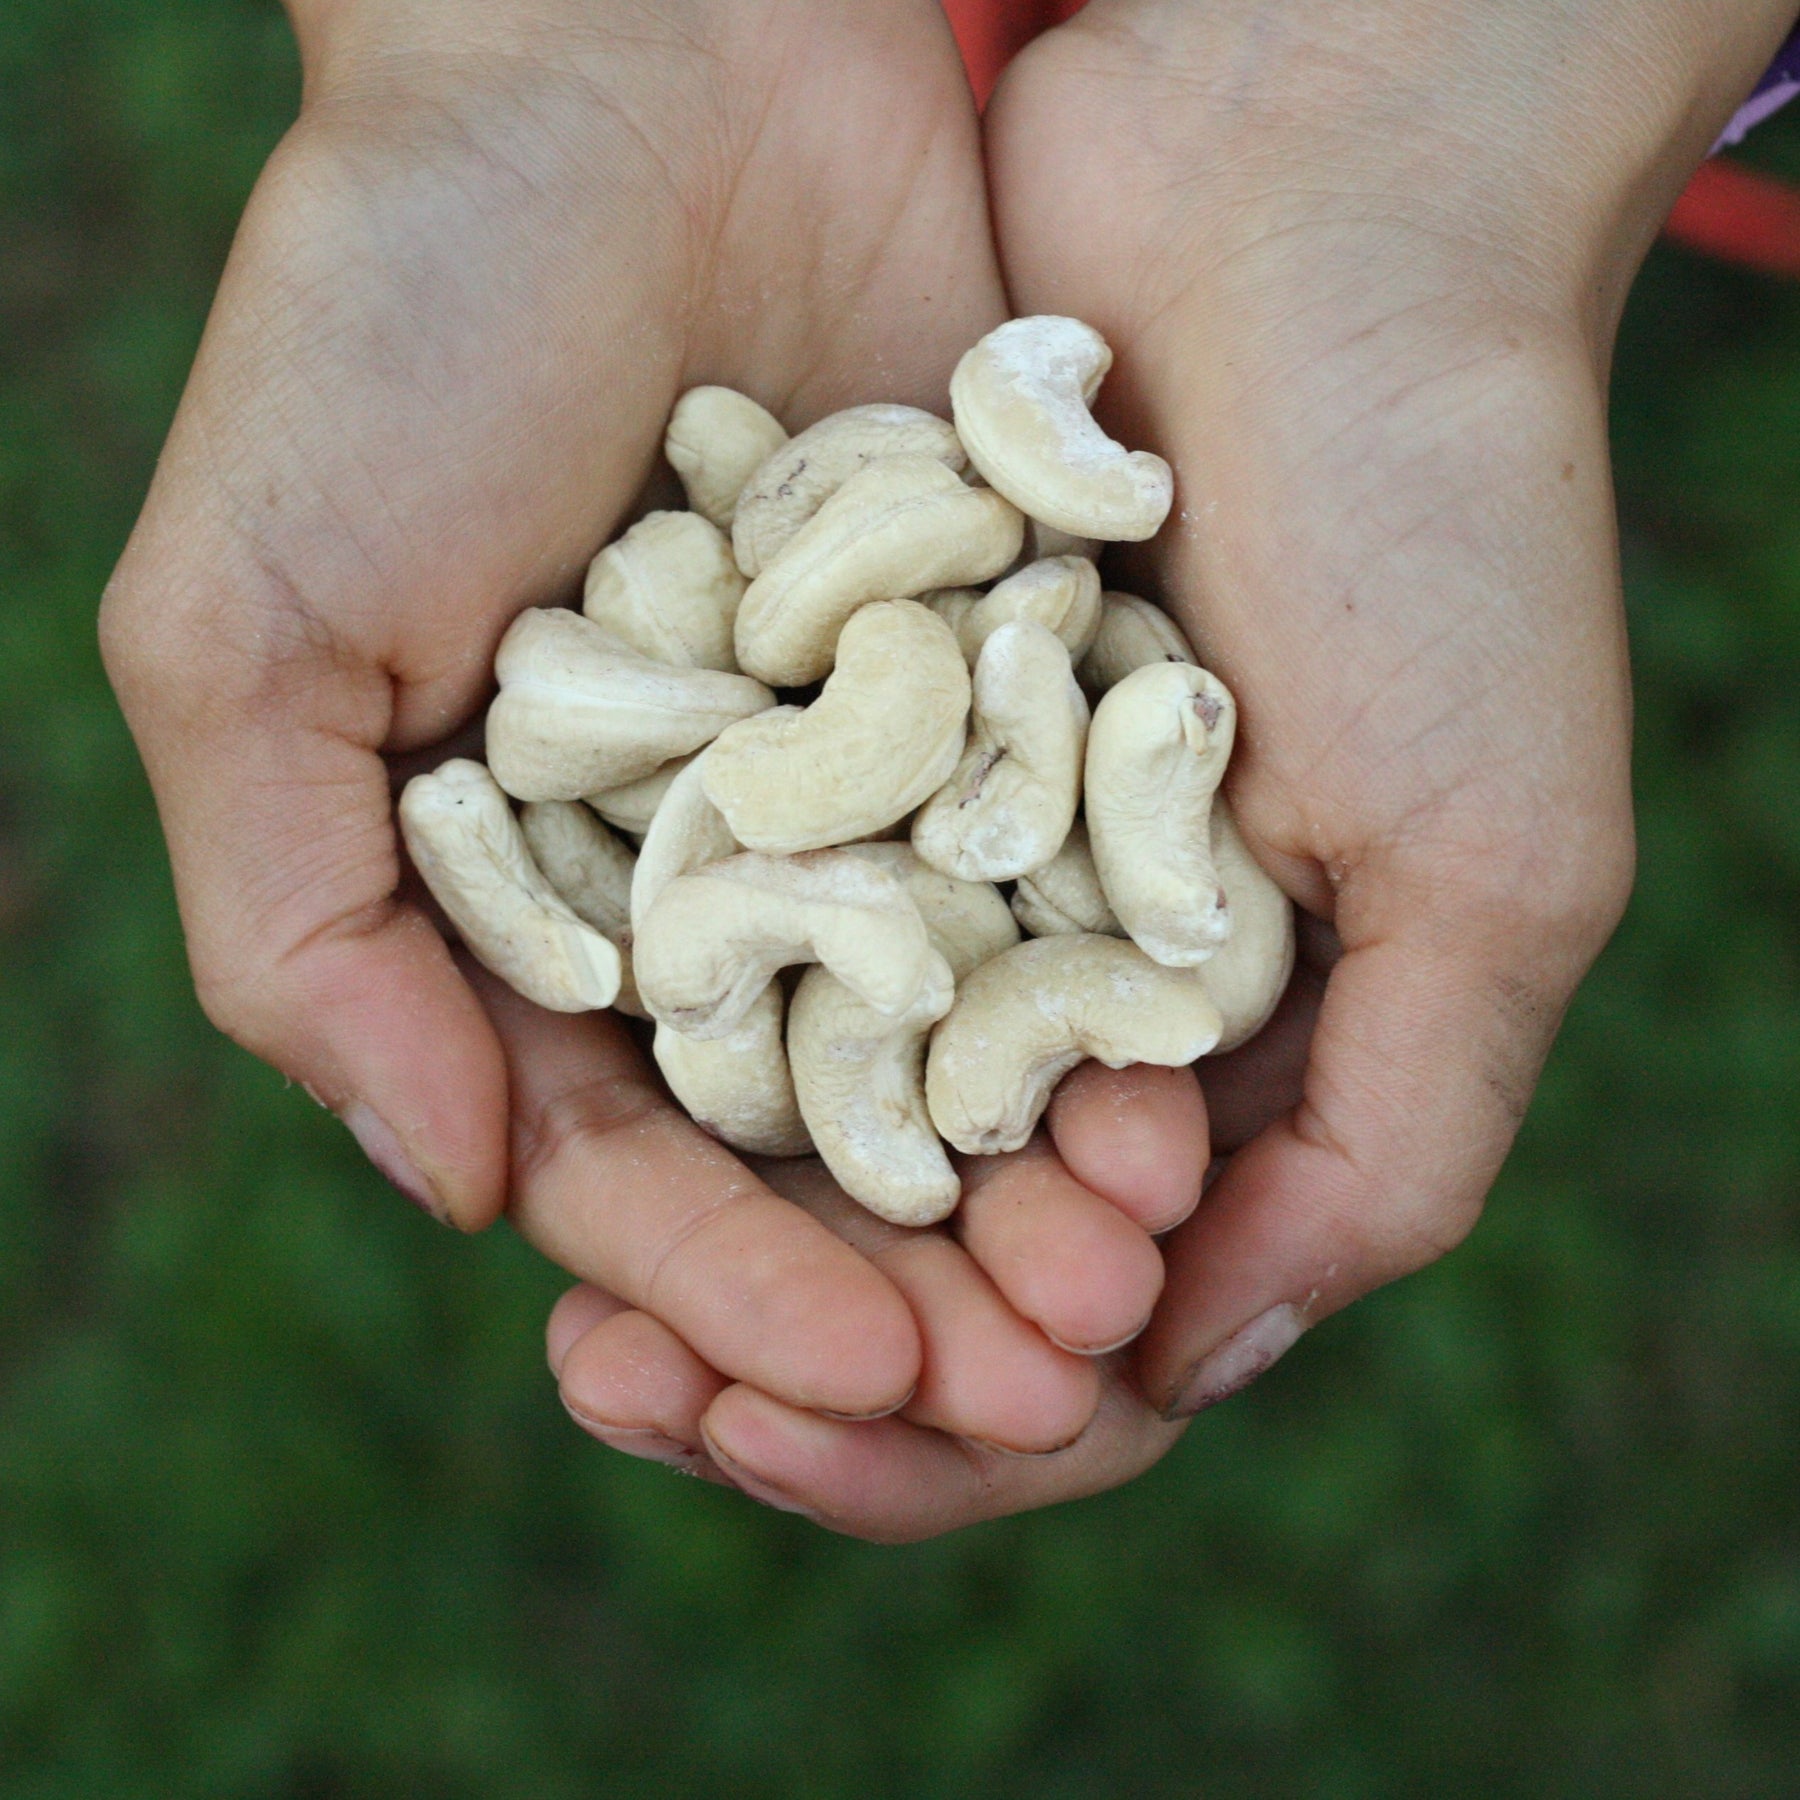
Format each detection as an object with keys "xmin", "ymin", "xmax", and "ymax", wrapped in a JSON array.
[
  {"xmin": 701, "ymin": 1436, "xmax": 817, "ymax": 1518},
  {"xmin": 564, "ymin": 1413, "xmax": 702, "ymax": 1470},
  {"xmin": 1047, "ymin": 1315, "xmax": 1154, "ymax": 1358},
  {"xmin": 342, "ymin": 1101, "xmax": 446, "ymax": 1223},
  {"xmin": 818, "ymin": 1384, "xmax": 917, "ymax": 1423},
  {"xmin": 1165, "ymin": 1303, "xmax": 1305, "ymax": 1420}
]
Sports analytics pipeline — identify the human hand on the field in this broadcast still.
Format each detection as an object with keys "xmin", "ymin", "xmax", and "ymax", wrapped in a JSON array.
[{"xmin": 99, "ymin": 0, "xmax": 1196, "ymax": 1430}]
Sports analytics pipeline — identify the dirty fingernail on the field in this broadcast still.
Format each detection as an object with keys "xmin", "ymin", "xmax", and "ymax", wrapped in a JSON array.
[
  {"xmin": 1165, "ymin": 1303, "xmax": 1305, "ymax": 1420},
  {"xmin": 702, "ymin": 1435, "xmax": 817, "ymax": 1518},
  {"xmin": 342, "ymin": 1101, "xmax": 446, "ymax": 1223}
]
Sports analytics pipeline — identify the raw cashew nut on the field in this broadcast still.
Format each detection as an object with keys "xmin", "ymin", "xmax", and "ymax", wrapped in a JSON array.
[
  {"xmin": 950, "ymin": 316, "xmax": 1173, "ymax": 541},
  {"xmin": 654, "ymin": 984, "xmax": 812, "ymax": 1157},
  {"xmin": 929, "ymin": 556, "xmax": 1102, "ymax": 666},
  {"xmin": 703, "ymin": 601, "xmax": 970, "ymax": 853},
  {"xmin": 731, "ymin": 403, "xmax": 966, "ymax": 577},
  {"xmin": 632, "ymin": 849, "xmax": 936, "ymax": 1039},
  {"xmin": 1197, "ymin": 803, "xmax": 1296, "ymax": 1052},
  {"xmin": 1085, "ymin": 661, "xmax": 1238, "ymax": 966},
  {"xmin": 485, "ymin": 608, "xmax": 773, "ymax": 802},
  {"xmin": 1010, "ymin": 821, "xmax": 1123, "ymax": 940},
  {"xmin": 1019, "ymin": 517, "xmax": 1099, "ymax": 567},
  {"xmin": 519, "ymin": 800, "xmax": 647, "ymax": 1017},
  {"xmin": 584, "ymin": 752, "xmax": 694, "ymax": 838},
  {"xmin": 789, "ymin": 956, "xmax": 959, "ymax": 1227},
  {"xmin": 1077, "ymin": 590, "xmax": 1197, "ymax": 698},
  {"xmin": 582, "ymin": 511, "xmax": 746, "ymax": 672},
  {"xmin": 664, "ymin": 386, "xmax": 788, "ymax": 530},
  {"xmin": 925, "ymin": 936, "xmax": 1223, "ymax": 1154},
  {"xmin": 629, "ymin": 743, "xmax": 742, "ymax": 933},
  {"xmin": 399, "ymin": 760, "xmax": 620, "ymax": 1013},
  {"xmin": 843, "ymin": 842, "xmax": 1020, "ymax": 981},
  {"xmin": 734, "ymin": 454, "xmax": 1024, "ymax": 686},
  {"xmin": 912, "ymin": 620, "xmax": 1088, "ymax": 882}
]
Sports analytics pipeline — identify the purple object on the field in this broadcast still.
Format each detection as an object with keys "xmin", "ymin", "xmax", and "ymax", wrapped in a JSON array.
[{"xmin": 1717, "ymin": 22, "xmax": 1800, "ymax": 149}]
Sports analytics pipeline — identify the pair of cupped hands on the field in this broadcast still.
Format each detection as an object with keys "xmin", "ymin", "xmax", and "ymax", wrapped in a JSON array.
[{"xmin": 99, "ymin": 0, "xmax": 1794, "ymax": 1538}]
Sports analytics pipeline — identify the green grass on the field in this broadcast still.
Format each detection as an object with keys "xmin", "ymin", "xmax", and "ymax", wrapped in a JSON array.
[{"xmin": 3, "ymin": 4, "xmax": 1799, "ymax": 1793}]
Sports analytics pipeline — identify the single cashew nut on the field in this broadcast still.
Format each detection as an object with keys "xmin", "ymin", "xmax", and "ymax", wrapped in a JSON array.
[
  {"xmin": 1077, "ymin": 590, "xmax": 1197, "ymax": 698},
  {"xmin": 703, "ymin": 601, "xmax": 970, "ymax": 854},
  {"xmin": 584, "ymin": 752, "xmax": 695, "ymax": 838},
  {"xmin": 399, "ymin": 760, "xmax": 620, "ymax": 1013},
  {"xmin": 1197, "ymin": 802, "xmax": 1296, "ymax": 1052},
  {"xmin": 1086, "ymin": 661, "xmax": 1238, "ymax": 966},
  {"xmin": 930, "ymin": 556, "xmax": 1102, "ymax": 666},
  {"xmin": 582, "ymin": 511, "xmax": 747, "ymax": 672},
  {"xmin": 734, "ymin": 454, "xmax": 1024, "ymax": 686},
  {"xmin": 1010, "ymin": 821, "xmax": 1122, "ymax": 940},
  {"xmin": 731, "ymin": 403, "xmax": 966, "ymax": 577},
  {"xmin": 925, "ymin": 935, "xmax": 1222, "ymax": 1154},
  {"xmin": 654, "ymin": 984, "xmax": 813, "ymax": 1158},
  {"xmin": 1019, "ymin": 517, "xmax": 1100, "ymax": 568},
  {"xmin": 842, "ymin": 842, "xmax": 1020, "ymax": 981},
  {"xmin": 912, "ymin": 620, "xmax": 1088, "ymax": 882},
  {"xmin": 519, "ymin": 800, "xmax": 647, "ymax": 1017},
  {"xmin": 632, "ymin": 849, "xmax": 936, "ymax": 1039},
  {"xmin": 485, "ymin": 608, "xmax": 773, "ymax": 802},
  {"xmin": 629, "ymin": 742, "xmax": 742, "ymax": 933},
  {"xmin": 950, "ymin": 316, "xmax": 1173, "ymax": 542},
  {"xmin": 663, "ymin": 386, "xmax": 788, "ymax": 530},
  {"xmin": 789, "ymin": 955, "xmax": 959, "ymax": 1227}
]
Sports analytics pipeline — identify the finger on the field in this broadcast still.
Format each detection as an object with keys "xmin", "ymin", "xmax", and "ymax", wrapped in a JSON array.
[
  {"xmin": 479, "ymin": 971, "xmax": 922, "ymax": 1420},
  {"xmin": 1140, "ymin": 907, "xmax": 1604, "ymax": 1419},
  {"xmin": 750, "ymin": 1158, "xmax": 1101, "ymax": 1455},
  {"xmin": 1046, "ymin": 1062, "xmax": 1210, "ymax": 1233},
  {"xmin": 955, "ymin": 1136, "xmax": 1166, "ymax": 1355},
  {"xmin": 699, "ymin": 1370, "xmax": 1184, "ymax": 1543},
  {"xmin": 546, "ymin": 1282, "xmax": 630, "ymax": 1375}
]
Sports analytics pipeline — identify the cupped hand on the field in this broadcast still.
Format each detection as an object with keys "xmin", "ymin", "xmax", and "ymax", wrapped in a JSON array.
[{"xmin": 99, "ymin": 0, "xmax": 1199, "ymax": 1425}]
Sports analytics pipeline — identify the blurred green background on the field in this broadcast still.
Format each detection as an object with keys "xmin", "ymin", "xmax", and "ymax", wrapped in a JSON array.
[{"xmin": 4, "ymin": 3, "xmax": 1800, "ymax": 1793}]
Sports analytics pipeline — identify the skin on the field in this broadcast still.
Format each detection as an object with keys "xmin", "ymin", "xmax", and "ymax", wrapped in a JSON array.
[{"xmin": 104, "ymin": 0, "xmax": 1798, "ymax": 1539}]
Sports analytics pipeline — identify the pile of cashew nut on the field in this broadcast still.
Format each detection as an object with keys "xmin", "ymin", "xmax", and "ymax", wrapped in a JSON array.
[{"xmin": 400, "ymin": 317, "xmax": 1296, "ymax": 1227}]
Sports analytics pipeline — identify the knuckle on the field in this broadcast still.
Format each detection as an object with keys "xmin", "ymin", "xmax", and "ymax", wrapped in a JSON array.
[{"xmin": 512, "ymin": 1075, "xmax": 665, "ymax": 1201}]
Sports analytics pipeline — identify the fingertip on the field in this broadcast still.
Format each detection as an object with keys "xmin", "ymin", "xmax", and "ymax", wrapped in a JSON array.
[
  {"xmin": 559, "ymin": 1307, "xmax": 729, "ymax": 1440},
  {"xmin": 546, "ymin": 1283, "xmax": 625, "ymax": 1376},
  {"xmin": 1048, "ymin": 1061, "xmax": 1210, "ymax": 1233}
]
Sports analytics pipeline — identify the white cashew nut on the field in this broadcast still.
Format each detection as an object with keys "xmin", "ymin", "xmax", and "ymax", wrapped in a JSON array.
[
  {"xmin": 584, "ymin": 751, "xmax": 694, "ymax": 838},
  {"xmin": 733, "ymin": 454, "xmax": 1023, "ymax": 686},
  {"xmin": 653, "ymin": 984, "xmax": 812, "ymax": 1158},
  {"xmin": 842, "ymin": 842, "xmax": 1020, "ymax": 981},
  {"xmin": 1018, "ymin": 517, "xmax": 1100, "ymax": 568},
  {"xmin": 1085, "ymin": 661, "xmax": 1237, "ymax": 967},
  {"xmin": 1077, "ymin": 590, "xmax": 1197, "ymax": 698},
  {"xmin": 485, "ymin": 608, "xmax": 773, "ymax": 803},
  {"xmin": 929, "ymin": 555, "xmax": 1102, "ymax": 666},
  {"xmin": 703, "ymin": 601, "xmax": 970, "ymax": 854},
  {"xmin": 399, "ymin": 760, "xmax": 620, "ymax": 1013},
  {"xmin": 629, "ymin": 743, "xmax": 742, "ymax": 933},
  {"xmin": 1197, "ymin": 802, "xmax": 1296, "ymax": 1052},
  {"xmin": 950, "ymin": 316, "xmax": 1173, "ymax": 542},
  {"xmin": 582, "ymin": 510, "xmax": 746, "ymax": 672},
  {"xmin": 663, "ymin": 386, "xmax": 788, "ymax": 530},
  {"xmin": 632, "ymin": 849, "xmax": 936, "ymax": 1039},
  {"xmin": 1010, "ymin": 820, "xmax": 1123, "ymax": 940},
  {"xmin": 518, "ymin": 799, "xmax": 648, "ymax": 1017},
  {"xmin": 925, "ymin": 935, "xmax": 1222, "ymax": 1154},
  {"xmin": 731, "ymin": 403, "xmax": 966, "ymax": 578},
  {"xmin": 912, "ymin": 620, "xmax": 1088, "ymax": 882}
]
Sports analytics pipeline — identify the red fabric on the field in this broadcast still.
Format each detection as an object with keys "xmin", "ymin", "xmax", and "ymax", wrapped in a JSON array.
[{"xmin": 941, "ymin": 0, "xmax": 1800, "ymax": 277}]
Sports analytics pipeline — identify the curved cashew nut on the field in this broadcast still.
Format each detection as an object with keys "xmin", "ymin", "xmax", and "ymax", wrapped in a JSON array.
[
  {"xmin": 1077, "ymin": 590, "xmax": 1197, "ymax": 698},
  {"xmin": 842, "ymin": 842, "xmax": 1020, "ymax": 981},
  {"xmin": 925, "ymin": 936, "xmax": 1222, "ymax": 1154},
  {"xmin": 1197, "ymin": 802, "xmax": 1296, "ymax": 1052},
  {"xmin": 399, "ymin": 760, "xmax": 620, "ymax": 1013},
  {"xmin": 731, "ymin": 403, "xmax": 966, "ymax": 577},
  {"xmin": 1010, "ymin": 821, "xmax": 1123, "ymax": 940},
  {"xmin": 1085, "ymin": 661, "xmax": 1238, "ymax": 966},
  {"xmin": 929, "ymin": 556, "xmax": 1102, "ymax": 666},
  {"xmin": 583, "ymin": 751, "xmax": 694, "ymax": 838},
  {"xmin": 485, "ymin": 608, "xmax": 773, "ymax": 802},
  {"xmin": 912, "ymin": 620, "xmax": 1088, "ymax": 882},
  {"xmin": 950, "ymin": 316, "xmax": 1173, "ymax": 542},
  {"xmin": 518, "ymin": 800, "xmax": 647, "ymax": 1017},
  {"xmin": 654, "ymin": 984, "xmax": 812, "ymax": 1158},
  {"xmin": 663, "ymin": 386, "xmax": 788, "ymax": 530},
  {"xmin": 703, "ymin": 601, "xmax": 970, "ymax": 854},
  {"xmin": 733, "ymin": 454, "xmax": 1023, "ymax": 686},
  {"xmin": 632, "ymin": 849, "xmax": 936, "ymax": 1040},
  {"xmin": 1019, "ymin": 517, "xmax": 1099, "ymax": 568},
  {"xmin": 582, "ymin": 511, "xmax": 746, "ymax": 672},
  {"xmin": 629, "ymin": 742, "xmax": 743, "ymax": 933}
]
